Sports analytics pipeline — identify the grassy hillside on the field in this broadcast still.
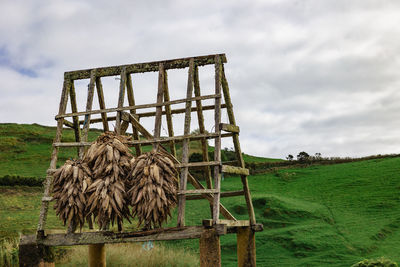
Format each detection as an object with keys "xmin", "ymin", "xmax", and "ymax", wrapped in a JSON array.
[
  {"xmin": 0, "ymin": 123, "xmax": 279, "ymax": 178},
  {"xmin": 1, "ymin": 157, "xmax": 400, "ymax": 266},
  {"xmin": 1, "ymin": 123, "xmax": 399, "ymax": 266}
]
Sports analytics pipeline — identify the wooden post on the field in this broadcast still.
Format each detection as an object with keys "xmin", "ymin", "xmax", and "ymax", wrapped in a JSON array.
[
  {"xmin": 115, "ymin": 67, "xmax": 127, "ymax": 134},
  {"xmin": 95, "ymin": 77, "xmax": 109, "ymax": 132},
  {"xmin": 212, "ymin": 55, "xmax": 222, "ymax": 223},
  {"xmin": 177, "ymin": 58, "xmax": 195, "ymax": 227},
  {"xmin": 237, "ymin": 227, "xmax": 256, "ymax": 267},
  {"xmin": 88, "ymin": 244, "xmax": 106, "ymax": 267},
  {"xmin": 199, "ymin": 228, "xmax": 221, "ymax": 267},
  {"xmin": 163, "ymin": 70, "xmax": 177, "ymax": 157},
  {"xmin": 126, "ymin": 73, "xmax": 142, "ymax": 156},
  {"xmin": 19, "ymin": 242, "xmax": 55, "ymax": 267}
]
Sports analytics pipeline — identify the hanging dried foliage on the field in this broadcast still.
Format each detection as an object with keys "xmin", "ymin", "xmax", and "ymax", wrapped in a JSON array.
[
  {"xmin": 52, "ymin": 159, "xmax": 92, "ymax": 231},
  {"xmin": 84, "ymin": 132, "xmax": 134, "ymax": 229},
  {"xmin": 128, "ymin": 150, "xmax": 179, "ymax": 229}
]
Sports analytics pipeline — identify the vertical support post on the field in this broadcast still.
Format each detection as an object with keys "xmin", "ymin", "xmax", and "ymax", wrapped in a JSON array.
[
  {"xmin": 163, "ymin": 70, "xmax": 177, "ymax": 157},
  {"xmin": 95, "ymin": 77, "xmax": 109, "ymax": 132},
  {"xmin": 237, "ymin": 227, "xmax": 256, "ymax": 267},
  {"xmin": 69, "ymin": 81, "xmax": 81, "ymax": 156},
  {"xmin": 126, "ymin": 73, "xmax": 142, "ymax": 156},
  {"xmin": 88, "ymin": 244, "xmax": 106, "ymax": 267},
  {"xmin": 115, "ymin": 67, "xmax": 127, "ymax": 134},
  {"xmin": 79, "ymin": 70, "xmax": 97, "ymax": 157},
  {"xmin": 199, "ymin": 228, "xmax": 221, "ymax": 267},
  {"xmin": 212, "ymin": 55, "xmax": 222, "ymax": 224},
  {"xmin": 221, "ymin": 65, "xmax": 256, "ymax": 226},
  {"xmin": 153, "ymin": 63, "xmax": 165, "ymax": 145},
  {"xmin": 193, "ymin": 65, "xmax": 213, "ymax": 217},
  {"xmin": 177, "ymin": 58, "xmax": 195, "ymax": 227},
  {"xmin": 37, "ymin": 79, "xmax": 70, "ymax": 234}
]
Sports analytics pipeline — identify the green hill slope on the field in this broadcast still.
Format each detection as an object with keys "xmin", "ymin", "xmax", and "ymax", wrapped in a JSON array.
[{"xmin": 1, "ymin": 123, "xmax": 399, "ymax": 266}]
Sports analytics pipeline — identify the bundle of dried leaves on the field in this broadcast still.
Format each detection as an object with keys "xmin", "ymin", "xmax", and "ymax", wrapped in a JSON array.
[
  {"xmin": 84, "ymin": 132, "xmax": 134, "ymax": 230},
  {"xmin": 52, "ymin": 159, "xmax": 92, "ymax": 231},
  {"xmin": 128, "ymin": 150, "xmax": 178, "ymax": 229}
]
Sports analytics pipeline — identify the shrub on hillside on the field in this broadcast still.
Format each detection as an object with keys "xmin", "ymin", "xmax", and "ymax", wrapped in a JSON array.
[
  {"xmin": 0, "ymin": 175, "xmax": 44, "ymax": 186},
  {"xmin": 351, "ymin": 257, "xmax": 398, "ymax": 267}
]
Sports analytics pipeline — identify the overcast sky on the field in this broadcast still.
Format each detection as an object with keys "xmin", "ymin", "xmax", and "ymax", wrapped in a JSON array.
[{"xmin": 1, "ymin": 0, "xmax": 400, "ymax": 159}]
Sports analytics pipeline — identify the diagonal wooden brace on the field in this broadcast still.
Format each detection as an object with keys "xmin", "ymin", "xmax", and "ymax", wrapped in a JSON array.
[{"xmin": 121, "ymin": 112, "xmax": 236, "ymax": 221}]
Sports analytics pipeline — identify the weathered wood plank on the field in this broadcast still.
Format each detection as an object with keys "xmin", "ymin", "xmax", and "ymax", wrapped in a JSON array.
[
  {"xmin": 115, "ymin": 67, "xmax": 127, "ymax": 134},
  {"xmin": 53, "ymin": 132, "xmax": 234, "ymax": 148},
  {"xmin": 177, "ymin": 58, "xmax": 195, "ymax": 227},
  {"xmin": 221, "ymin": 65, "xmax": 256, "ymax": 226},
  {"xmin": 176, "ymin": 161, "xmax": 220, "ymax": 168},
  {"xmin": 56, "ymin": 94, "xmax": 220, "ymax": 119},
  {"xmin": 25, "ymin": 226, "xmax": 227, "ymax": 247},
  {"xmin": 64, "ymin": 54, "xmax": 227, "ymax": 80},
  {"xmin": 38, "ymin": 79, "xmax": 70, "ymax": 233},
  {"xmin": 153, "ymin": 63, "xmax": 164, "ymax": 149},
  {"xmin": 163, "ymin": 70, "xmax": 177, "ymax": 157},
  {"xmin": 193, "ymin": 65, "xmax": 214, "ymax": 216},
  {"xmin": 178, "ymin": 189, "xmax": 219, "ymax": 195},
  {"xmin": 200, "ymin": 228, "xmax": 221, "ymax": 267},
  {"xmin": 221, "ymin": 165, "xmax": 250, "ymax": 176},
  {"xmin": 74, "ymin": 104, "xmax": 227, "ymax": 125},
  {"xmin": 69, "ymin": 81, "xmax": 81, "ymax": 156},
  {"xmin": 186, "ymin": 190, "xmax": 244, "ymax": 200},
  {"xmin": 237, "ymin": 227, "xmax": 256, "ymax": 267},
  {"xmin": 203, "ymin": 219, "xmax": 250, "ymax": 227},
  {"xmin": 95, "ymin": 77, "xmax": 109, "ymax": 132},
  {"xmin": 212, "ymin": 55, "xmax": 222, "ymax": 224},
  {"xmin": 220, "ymin": 123, "xmax": 240, "ymax": 133},
  {"xmin": 125, "ymin": 72, "xmax": 142, "ymax": 155}
]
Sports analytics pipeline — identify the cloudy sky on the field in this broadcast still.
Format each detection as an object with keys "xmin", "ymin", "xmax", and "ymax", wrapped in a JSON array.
[{"xmin": 1, "ymin": 0, "xmax": 400, "ymax": 159}]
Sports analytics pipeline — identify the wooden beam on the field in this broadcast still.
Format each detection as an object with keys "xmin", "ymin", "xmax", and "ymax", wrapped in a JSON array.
[
  {"xmin": 237, "ymin": 227, "xmax": 256, "ymax": 267},
  {"xmin": 126, "ymin": 72, "xmax": 142, "ymax": 155},
  {"xmin": 221, "ymin": 165, "xmax": 250, "ymax": 176},
  {"xmin": 55, "ymin": 94, "xmax": 220, "ymax": 119},
  {"xmin": 178, "ymin": 189, "xmax": 219, "ymax": 195},
  {"xmin": 203, "ymin": 219, "xmax": 249, "ymax": 227},
  {"xmin": 163, "ymin": 69, "xmax": 177, "ymax": 157},
  {"xmin": 88, "ymin": 244, "xmax": 106, "ymax": 267},
  {"xmin": 176, "ymin": 161, "xmax": 220, "ymax": 168},
  {"xmin": 153, "ymin": 63, "xmax": 164, "ymax": 148},
  {"xmin": 74, "ymin": 104, "xmax": 227, "ymax": 124},
  {"xmin": 221, "ymin": 64, "xmax": 256, "ymax": 226},
  {"xmin": 38, "ymin": 79, "xmax": 70, "ymax": 233},
  {"xmin": 69, "ymin": 81, "xmax": 81, "ymax": 156},
  {"xmin": 200, "ymin": 228, "xmax": 221, "ymax": 267},
  {"xmin": 212, "ymin": 55, "xmax": 222, "ymax": 224},
  {"xmin": 95, "ymin": 77, "xmax": 109, "ymax": 132},
  {"xmin": 177, "ymin": 58, "xmax": 195, "ymax": 227},
  {"xmin": 186, "ymin": 190, "xmax": 244, "ymax": 200},
  {"xmin": 115, "ymin": 67, "xmax": 126, "ymax": 134},
  {"xmin": 24, "ymin": 226, "xmax": 228, "ymax": 247},
  {"xmin": 194, "ymin": 65, "xmax": 214, "ymax": 217},
  {"xmin": 64, "ymin": 54, "xmax": 227, "ymax": 80},
  {"xmin": 220, "ymin": 123, "xmax": 240, "ymax": 133}
]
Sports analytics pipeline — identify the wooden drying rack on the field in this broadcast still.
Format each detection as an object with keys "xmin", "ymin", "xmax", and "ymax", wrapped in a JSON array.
[{"xmin": 19, "ymin": 54, "xmax": 263, "ymax": 267}]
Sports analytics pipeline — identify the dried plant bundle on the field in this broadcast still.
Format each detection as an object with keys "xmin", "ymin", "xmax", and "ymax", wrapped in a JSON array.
[
  {"xmin": 84, "ymin": 132, "xmax": 134, "ymax": 230},
  {"xmin": 128, "ymin": 150, "xmax": 178, "ymax": 229},
  {"xmin": 52, "ymin": 159, "xmax": 92, "ymax": 231}
]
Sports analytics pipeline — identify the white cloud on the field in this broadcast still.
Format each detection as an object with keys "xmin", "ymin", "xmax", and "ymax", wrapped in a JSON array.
[{"xmin": 1, "ymin": 0, "xmax": 400, "ymax": 158}]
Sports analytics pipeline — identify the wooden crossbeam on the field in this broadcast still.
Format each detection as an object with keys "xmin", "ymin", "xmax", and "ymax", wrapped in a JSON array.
[
  {"xmin": 221, "ymin": 165, "xmax": 250, "ymax": 176},
  {"xmin": 176, "ymin": 161, "xmax": 220, "ymax": 168},
  {"xmin": 220, "ymin": 123, "xmax": 240, "ymax": 133},
  {"xmin": 67, "ymin": 104, "xmax": 227, "ymax": 127},
  {"xmin": 64, "ymin": 54, "xmax": 227, "ymax": 80},
  {"xmin": 27, "ymin": 225, "xmax": 228, "ymax": 247},
  {"xmin": 56, "ymin": 94, "xmax": 220, "ymax": 119},
  {"xmin": 186, "ymin": 190, "xmax": 244, "ymax": 200}
]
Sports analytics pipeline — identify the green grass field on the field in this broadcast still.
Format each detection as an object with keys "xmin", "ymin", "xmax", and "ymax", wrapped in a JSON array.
[{"xmin": 1, "ymin": 123, "xmax": 399, "ymax": 266}]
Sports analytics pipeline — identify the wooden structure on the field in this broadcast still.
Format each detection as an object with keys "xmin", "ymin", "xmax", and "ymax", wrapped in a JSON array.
[{"xmin": 19, "ymin": 54, "xmax": 263, "ymax": 266}]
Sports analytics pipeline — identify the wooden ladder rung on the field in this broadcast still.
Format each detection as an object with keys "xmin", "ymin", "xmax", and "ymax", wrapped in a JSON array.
[
  {"xmin": 219, "ymin": 123, "xmax": 239, "ymax": 133},
  {"xmin": 42, "ymin": 197, "xmax": 53, "ymax": 202},
  {"xmin": 186, "ymin": 190, "xmax": 244, "ymax": 200},
  {"xmin": 178, "ymin": 189, "xmax": 219, "ymax": 195},
  {"xmin": 176, "ymin": 161, "xmax": 220, "ymax": 168},
  {"xmin": 221, "ymin": 165, "xmax": 249, "ymax": 176}
]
